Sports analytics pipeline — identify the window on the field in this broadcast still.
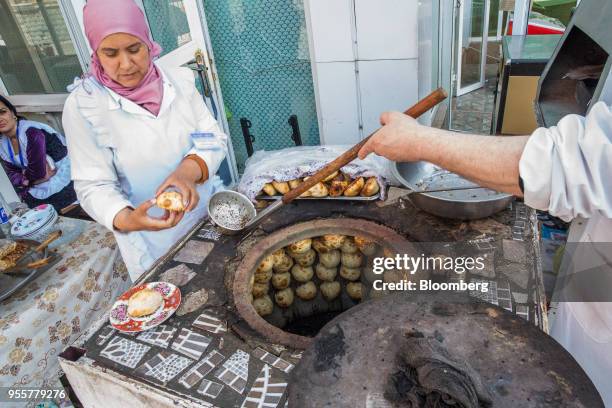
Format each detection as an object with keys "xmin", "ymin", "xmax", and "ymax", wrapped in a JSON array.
[
  {"xmin": 528, "ymin": 0, "xmax": 577, "ymax": 34},
  {"xmin": 0, "ymin": 0, "xmax": 83, "ymax": 95}
]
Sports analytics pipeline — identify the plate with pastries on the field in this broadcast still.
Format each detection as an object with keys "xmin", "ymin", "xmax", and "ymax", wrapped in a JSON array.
[
  {"xmin": 109, "ymin": 282, "xmax": 181, "ymax": 332},
  {"xmin": 257, "ymin": 171, "xmax": 382, "ymax": 201}
]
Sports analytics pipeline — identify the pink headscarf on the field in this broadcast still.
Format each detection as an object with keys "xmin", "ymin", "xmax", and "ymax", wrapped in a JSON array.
[{"xmin": 83, "ymin": 0, "xmax": 163, "ymax": 116}]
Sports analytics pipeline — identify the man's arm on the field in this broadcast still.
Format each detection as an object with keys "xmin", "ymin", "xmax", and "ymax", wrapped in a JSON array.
[{"xmin": 358, "ymin": 112, "xmax": 529, "ymax": 196}]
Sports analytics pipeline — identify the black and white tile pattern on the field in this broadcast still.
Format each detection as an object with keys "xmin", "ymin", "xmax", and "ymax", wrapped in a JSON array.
[
  {"xmin": 215, "ymin": 349, "xmax": 250, "ymax": 394},
  {"xmin": 96, "ymin": 326, "xmax": 116, "ymax": 346},
  {"xmin": 100, "ymin": 337, "xmax": 150, "ymax": 369},
  {"xmin": 252, "ymin": 348, "xmax": 294, "ymax": 373},
  {"xmin": 137, "ymin": 325, "xmax": 177, "ymax": 348},
  {"xmin": 496, "ymin": 280, "xmax": 513, "ymax": 311},
  {"xmin": 179, "ymin": 349, "xmax": 225, "ymax": 389},
  {"xmin": 136, "ymin": 351, "xmax": 193, "ymax": 384},
  {"xmin": 193, "ymin": 311, "xmax": 227, "ymax": 334},
  {"xmin": 171, "ymin": 328, "xmax": 212, "ymax": 360},
  {"xmin": 470, "ymin": 279, "xmax": 498, "ymax": 305},
  {"xmin": 197, "ymin": 379, "xmax": 224, "ymax": 399},
  {"xmin": 241, "ymin": 364, "xmax": 287, "ymax": 408}
]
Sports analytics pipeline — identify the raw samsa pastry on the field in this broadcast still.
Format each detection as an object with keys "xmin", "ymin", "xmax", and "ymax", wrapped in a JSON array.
[
  {"xmin": 156, "ymin": 191, "xmax": 185, "ymax": 212},
  {"xmin": 128, "ymin": 288, "xmax": 163, "ymax": 317}
]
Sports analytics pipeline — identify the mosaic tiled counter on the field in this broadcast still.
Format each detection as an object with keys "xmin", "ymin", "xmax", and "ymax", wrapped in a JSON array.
[{"xmin": 59, "ymin": 190, "xmax": 544, "ymax": 407}]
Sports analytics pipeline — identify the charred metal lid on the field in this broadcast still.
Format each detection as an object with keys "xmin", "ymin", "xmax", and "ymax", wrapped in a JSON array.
[{"xmin": 288, "ymin": 293, "xmax": 603, "ymax": 407}]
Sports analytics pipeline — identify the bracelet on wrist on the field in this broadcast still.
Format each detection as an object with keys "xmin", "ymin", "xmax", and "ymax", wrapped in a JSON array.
[{"xmin": 184, "ymin": 154, "xmax": 209, "ymax": 184}]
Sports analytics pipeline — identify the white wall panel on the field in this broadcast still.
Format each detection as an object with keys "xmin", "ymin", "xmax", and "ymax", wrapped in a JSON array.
[
  {"xmin": 314, "ymin": 62, "xmax": 361, "ymax": 145},
  {"xmin": 305, "ymin": 0, "xmax": 355, "ymax": 62},
  {"xmin": 357, "ymin": 59, "xmax": 419, "ymax": 136},
  {"xmin": 354, "ymin": 0, "xmax": 418, "ymax": 60}
]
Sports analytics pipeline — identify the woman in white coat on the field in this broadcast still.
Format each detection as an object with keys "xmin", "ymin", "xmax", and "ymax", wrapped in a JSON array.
[
  {"xmin": 63, "ymin": 0, "xmax": 226, "ymax": 280},
  {"xmin": 358, "ymin": 104, "xmax": 612, "ymax": 403}
]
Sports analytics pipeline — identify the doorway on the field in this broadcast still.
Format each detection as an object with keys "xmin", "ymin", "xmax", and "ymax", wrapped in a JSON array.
[{"xmin": 450, "ymin": 0, "xmax": 506, "ymax": 133}]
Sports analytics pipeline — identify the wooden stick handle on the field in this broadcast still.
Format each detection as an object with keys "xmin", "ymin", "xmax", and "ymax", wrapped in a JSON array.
[
  {"xmin": 282, "ymin": 87, "xmax": 448, "ymax": 204},
  {"xmin": 34, "ymin": 230, "xmax": 62, "ymax": 252}
]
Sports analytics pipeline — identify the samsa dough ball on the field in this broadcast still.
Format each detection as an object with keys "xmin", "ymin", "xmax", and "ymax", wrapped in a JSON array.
[
  {"xmin": 291, "ymin": 264, "xmax": 314, "ymax": 283},
  {"xmin": 312, "ymin": 238, "xmax": 333, "ymax": 254},
  {"xmin": 354, "ymin": 236, "xmax": 377, "ymax": 256},
  {"xmin": 340, "ymin": 265, "xmax": 361, "ymax": 281},
  {"xmin": 257, "ymin": 254, "xmax": 274, "ymax": 272},
  {"xmin": 293, "ymin": 249, "xmax": 316, "ymax": 267},
  {"xmin": 346, "ymin": 282, "xmax": 365, "ymax": 301},
  {"xmin": 252, "ymin": 282, "xmax": 269, "ymax": 298},
  {"xmin": 341, "ymin": 252, "xmax": 363, "ymax": 268},
  {"xmin": 253, "ymin": 295, "xmax": 273, "ymax": 316},
  {"xmin": 321, "ymin": 234, "xmax": 346, "ymax": 250},
  {"xmin": 254, "ymin": 269, "xmax": 273, "ymax": 284},
  {"xmin": 271, "ymin": 272, "xmax": 291, "ymax": 290},
  {"xmin": 273, "ymin": 253, "xmax": 294, "ymax": 273},
  {"xmin": 319, "ymin": 249, "xmax": 341, "ymax": 268},
  {"xmin": 275, "ymin": 288, "xmax": 294, "ymax": 308},
  {"xmin": 320, "ymin": 281, "xmax": 341, "ymax": 301},
  {"xmin": 341, "ymin": 238, "xmax": 358, "ymax": 254},
  {"xmin": 296, "ymin": 281, "xmax": 317, "ymax": 300},
  {"xmin": 315, "ymin": 264, "xmax": 337, "ymax": 281},
  {"xmin": 288, "ymin": 238, "xmax": 312, "ymax": 255}
]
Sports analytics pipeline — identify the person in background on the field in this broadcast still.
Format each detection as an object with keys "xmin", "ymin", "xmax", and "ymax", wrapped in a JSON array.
[
  {"xmin": 358, "ymin": 104, "xmax": 612, "ymax": 405},
  {"xmin": 62, "ymin": 0, "xmax": 227, "ymax": 280},
  {"xmin": 0, "ymin": 95, "xmax": 77, "ymax": 212}
]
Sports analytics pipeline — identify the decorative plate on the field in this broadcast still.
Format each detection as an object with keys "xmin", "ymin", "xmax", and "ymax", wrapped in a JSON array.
[
  {"xmin": 109, "ymin": 282, "xmax": 181, "ymax": 332},
  {"xmin": 11, "ymin": 204, "xmax": 56, "ymax": 237}
]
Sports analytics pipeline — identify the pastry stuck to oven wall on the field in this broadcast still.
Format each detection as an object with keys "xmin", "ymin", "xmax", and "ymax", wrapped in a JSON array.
[
  {"xmin": 315, "ymin": 264, "xmax": 337, "ymax": 281},
  {"xmin": 271, "ymin": 272, "xmax": 291, "ymax": 290},
  {"xmin": 275, "ymin": 288, "xmax": 294, "ymax": 308},
  {"xmin": 296, "ymin": 281, "xmax": 317, "ymax": 300},
  {"xmin": 252, "ymin": 282, "xmax": 269, "ymax": 298},
  {"xmin": 253, "ymin": 295, "xmax": 273, "ymax": 316},
  {"xmin": 127, "ymin": 288, "xmax": 164, "ymax": 317},
  {"xmin": 156, "ymin": 191, "xmax": 185, "ymax": 212},
  {"xmin": 346, "ymin": 282, "xmax": 365, "ymax": 301},
  {"xmin": 320, "ymin": 281, "xmax": 341, "ymax": 301}
]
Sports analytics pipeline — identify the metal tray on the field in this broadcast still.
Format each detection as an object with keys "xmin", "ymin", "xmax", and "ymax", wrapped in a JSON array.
[
  {"xmin": 256, "ymin": 193, "xmax": 380, "ymax": 201},
  {"xmin": 392, "ymin": 161, "xmax": 513, "ymax": 220},
  {"xmin": 0, "ymin": 240, "xmax": 61, "ymax": 302}
]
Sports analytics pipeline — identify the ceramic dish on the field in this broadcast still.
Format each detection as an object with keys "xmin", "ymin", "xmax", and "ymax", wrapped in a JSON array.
[
  {"xmin": 11, "ymin": 204, "xmax": 58, "ymax": 240},
  {"xmin": 109, "ymin": 282, "xmax": 181, "ymax": 332}
]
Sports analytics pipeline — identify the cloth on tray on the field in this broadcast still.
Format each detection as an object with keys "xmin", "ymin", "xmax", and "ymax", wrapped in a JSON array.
[
  {"xmin": 237, "ymin": 145, "xmax": 399, "ymax": 202},
  {"xmin": 385, "ymin": 336, "xmax": 493, "ymax": 408}
]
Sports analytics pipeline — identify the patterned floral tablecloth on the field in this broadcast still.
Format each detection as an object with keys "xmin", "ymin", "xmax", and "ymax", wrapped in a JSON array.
[{"xmin": 0, "ymin": 219, "xmax": 131, "ymax": 407}]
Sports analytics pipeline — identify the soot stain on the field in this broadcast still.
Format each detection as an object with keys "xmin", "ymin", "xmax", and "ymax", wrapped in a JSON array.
[{"xmin": 313, "ymin": 324, "xmax": 346, "ymax": 372}]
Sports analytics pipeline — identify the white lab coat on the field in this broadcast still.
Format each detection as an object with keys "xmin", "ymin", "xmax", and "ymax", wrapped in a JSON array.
[
  {"xmin": 62, "ymin": 65, "xmax": 227, "ymax": 281},
  {"xmin": 519, "ymin": 101, "xmax": 612, "ymax": 405}
]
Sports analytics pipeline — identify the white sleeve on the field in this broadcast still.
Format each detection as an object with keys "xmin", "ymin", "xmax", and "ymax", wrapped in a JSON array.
[
  {"xmin": 519, "ymin": 101, "xmax": 612, "ymax": 222},
  {"xmin": 62, "ymin": 95, "xmax": 133, "ymax": 230},
  {"xmin": 184, "ymin": 72, "xmax": 228, "ymax": 176}
]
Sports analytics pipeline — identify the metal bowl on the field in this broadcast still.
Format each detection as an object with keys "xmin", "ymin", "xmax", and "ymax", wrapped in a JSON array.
[
  {"xmin": 207, "ymin": 190, "xmax": 257, "ymax": 235},
  {"xmin": 392, "ymin": 161, "xmax": 513, "ymax": 220}
]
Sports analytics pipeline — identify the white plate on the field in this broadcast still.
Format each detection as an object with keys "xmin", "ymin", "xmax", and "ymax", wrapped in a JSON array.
[{"xmin": 11, "ymin": 205, "xmax": 56, "ymax": 237}]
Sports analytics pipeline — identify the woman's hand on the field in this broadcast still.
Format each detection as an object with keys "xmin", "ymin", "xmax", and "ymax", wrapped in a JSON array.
[
  {"xmin": 31, "ymin": 162, "xmax": 58, "ymax": 186},
  {"xmin": 358, "ymin": 112, "xmax": 425, "ymax": 162},
  {"xmin": 155, "ymin": 158, "xmax": 205, "ymax": 212},
  {"xmin": 113, "ymin": 199, "xmax": 183, "ymax": 232}
]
